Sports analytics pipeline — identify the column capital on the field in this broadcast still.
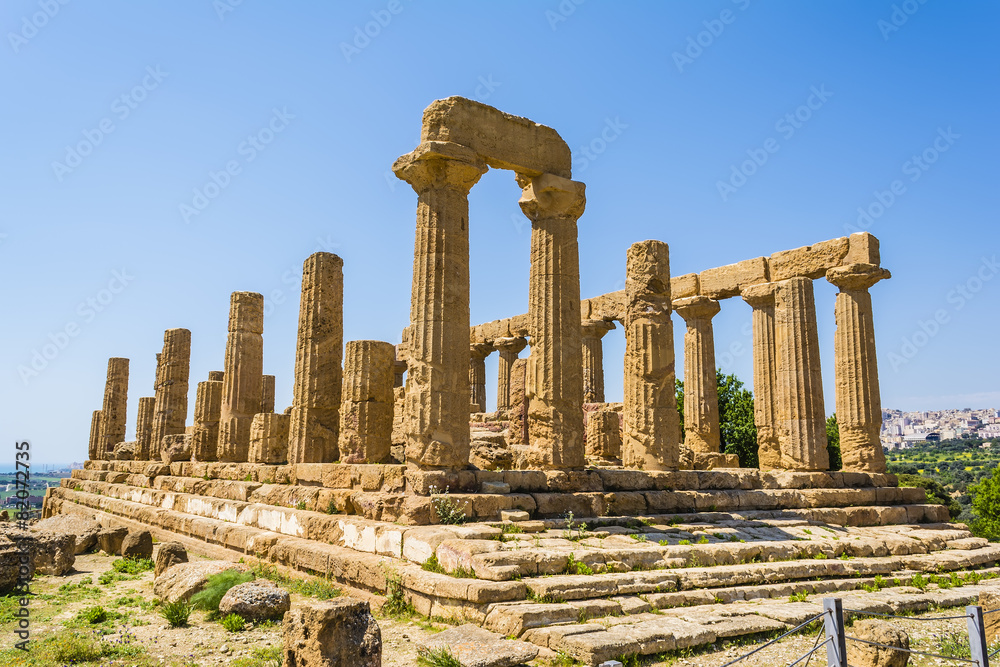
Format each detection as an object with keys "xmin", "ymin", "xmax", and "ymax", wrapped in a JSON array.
[
  {"xmin": 470, "ymin": 343, "xmax": 494, "ymax": 360},
  {"xmin": 393, "ymin": 141, "xmax": 488, "ymax": 195},
  {"xmin": 581, "ymin": 319, "xmax": 615, "ymax": 339},
  {"xmin": 493, "ymin": 336, "xmax": 527, "ymax": 355},
  {"xmin": 673, "ymin": 295, "xmax": 721, "ymax": 321},
  {"xmin": 518, "ymin": 173, "xmax": 586, "ymax": 222},
  {"xmin": 741, "ymin": 282, "xmax": 778, "ymax": 308},
  {"xmin": 826, "ymin": 263, "xmax": 891, "ymax": 291}
]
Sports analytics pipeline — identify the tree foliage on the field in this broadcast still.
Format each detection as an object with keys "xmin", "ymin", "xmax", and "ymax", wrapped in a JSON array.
[
  {"xmin": 676, "ymin": 370, "xmax": 758, "ymax": 468},
  {"xmin": 826, "ymin": 414, "xmax": 842, "ymax": 471},
  {"xmin": 969, "ymin": 466, "xmax": 1000, "ymax": 540}
]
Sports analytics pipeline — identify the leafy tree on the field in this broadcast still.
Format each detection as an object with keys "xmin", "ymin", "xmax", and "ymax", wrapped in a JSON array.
[
  {"xmin": 826, "ymin": 414, "xmax": 842, "ymax": 471},
  {"xmin": 898, "ymin": 474, "xmax": 962, "ymax": 519},
  {"xmin": 676, "ymin": 371, "xmax": 758, "ymax": 468},
  {"xmin": 969, "ymin": 466, "xmax": 1000, "ymax": 541}
]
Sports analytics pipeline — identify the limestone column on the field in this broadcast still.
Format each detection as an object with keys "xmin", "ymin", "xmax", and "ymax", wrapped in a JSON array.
[
  {"xmin": 494, "ymin": 337, "xmax": 527, "ymax": 411},
  {"xmin": 827, "ymin": 263, "xmax": 891, "ymax": 473},
  {"xmin": 741, "ymin": 283, "xmax": 781, "ymax": 470},
  {"xmin": 151, "ymin": 328, "xmax": 191, "ymax": 459},
  {"xmin": 288, "ymin": 252, "xmax": 344, "ymax": 464},
  {"xmin": 218, "ymin": 292, "xmax": 264, "ymax": 463},
  {"xmin": 135, "ymin": 396, "xmax": 156, "ymax": 461},
  {"xmin": 581, "ymin": 320, "xmax": 614, "ymax": 404},
  {"xmin": 773, "ymin": 277, "xmax": 829, "ymax": 470},
  {"xmin": 506, "ymin": 357, "xmax": 530, "ymax": 447},
  {"xmin": 99, "ymin": 358, "xmax": 129, "ymax": 458},
  {"xmin": 674, "ymin": 296, "xmax": 722, "ymax": 454},
  {"xmin": 586, "ymin": 410, "xmax": 622, "ymax": 461},
  {"xmin": 469, "ymin": 344, "xmax": 492, "ymax": 413},
  {"xmin": 339, "ymin": 340, "xmax": 395, "ymax": 464},
  {"xmin": 622, "ymin": 241, "xmax": 680, "ymax": 470},
  {"xmin": 250, "ymin": 413, "xmax": 290, "ymax": 464},
  {"xmin": 519, "ymin": 173, "xmax": 587, "ymax": 469},
  {"xmin": 208, "ymin": 370, "xmax": 224, "ymax": 381},
  {"xmin": 261, "ymin": 375, "xmax": 275, "ymax": 413},
  {"xmin": 192, "ymin": 380, "xmax": 224, "ymax": 462},
  {"xmin": 393, "ymin": 141, "xmax": 487, "ymax": 469},
  {"xmin": 88, "ymin": 410, "xmax": 103, "ymax": 461}
]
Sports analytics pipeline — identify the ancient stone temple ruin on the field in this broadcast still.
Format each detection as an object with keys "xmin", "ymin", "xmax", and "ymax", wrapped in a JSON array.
[{"xmin": 48, "ymin": 97, "xmax": 999, "ymax": 664}]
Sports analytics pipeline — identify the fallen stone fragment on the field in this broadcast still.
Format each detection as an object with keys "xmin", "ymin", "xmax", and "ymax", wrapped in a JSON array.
[{"xmin": 420, "ymin": 623, "xmax": 539, "ymax": 667}]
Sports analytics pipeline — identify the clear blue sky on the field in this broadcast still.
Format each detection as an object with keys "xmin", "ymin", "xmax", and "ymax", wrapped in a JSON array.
[{"xmin": 2, "ymin": 1, "xmax": 997, "ymax": 465}]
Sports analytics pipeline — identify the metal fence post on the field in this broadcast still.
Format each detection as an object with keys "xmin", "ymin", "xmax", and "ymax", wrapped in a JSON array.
[
  {"xmin": 969, "ymin": 605, "xmax": 990, "ymax": 667},
  {"xmin": 825, "ymin": 598, "xmax": 847, "ymax": 667}
]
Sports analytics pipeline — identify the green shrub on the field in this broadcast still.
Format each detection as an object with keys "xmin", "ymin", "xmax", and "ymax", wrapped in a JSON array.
[
  {"xmin": 565, "ymin": 553, "xmax": 593, "ymax": 576},
  {"xmin": 418, "ymin": 646, "xmax": 463, "ymax": 667},
  {"xmin": 51, "ymin": 630, "xmax": 103, "ymax": 662},
  {"xmin": 422, "ymin": 553, "xmax": 446, "ymax": 574},
  {"xmin": 78, "ymin": 605, "xmax": 108, "ymax": 624},
  {"xmin": 160, "ymin": 600, "xmax": 193, "ymax": 627},
  {"xmin": 112, "ymin": 557, "xmax": 154, "ymax": 574},
  {"xmin": 190, "ymin": 569, "xmax": 254, "ymax": 612},
  {"xmin": 382, "ymin": 571, "xmax": 414, "ymax": 617},
  {"xmin": 221, "ymin": 612, "xmax": 246, "ymax": 632},
  {"xmin": 429, "ymin": 486, "xmax": 466, "ymax": 525},
  {"xmin": 231, "ymin": 644, "xmax": 283, "ymax": 667}
]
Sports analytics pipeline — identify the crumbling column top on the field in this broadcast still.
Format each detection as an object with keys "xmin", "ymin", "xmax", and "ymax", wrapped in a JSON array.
[
  {"xmin": 392, "ymin": 141, "xmax": 488, "ymax": 193},
  {"xmin": 581, "ymin": 319, "xmax": 615, "ymax": 337},
  {"xmin": 518, "ymin": 173, "xmax": 586, "ymax": 221},
  {"xmin": 826, "ymin": 263, "xmax": 891, "ymax": 291},
  {"xmin": 493, "ymin": 336, "xmax": 527, "ymax": 353},
  {"xmin": 470, "ymin": 343, "xmax": 494, "ymax": 360},
  {"xmin": 741, "ymin": 282, "xmax": 779, "ymax": 307},
  {"xmin": 673, "ymin": 295, "xmax": 722, "ymax": 319}
]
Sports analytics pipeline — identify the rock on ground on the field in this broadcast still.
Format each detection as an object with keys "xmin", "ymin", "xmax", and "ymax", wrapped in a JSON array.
[
  {"xmin": 154, "ymin": 541, "xmax": 188, "ymax": 577},
  {"xmin": 121, "ymin": 530, "xmax": 153, "ymax": 560},
  {"xmin": 284, "ymin": 598, "xmax": 381, "ymax": 667},
  {"xmin": 420, "ymin": 623, "xmax": 539, "ymax": 667},
  {"xmin": 34, "ymin": 514, "xmax": 101, "ymax": 554},
  {"xmin": 153, "ymin": 561, "xmax": 247, "ymax": 603},
  {"xmin": 848, "ymin": 619, "xmax": 910, "ymax": 667},
  {"xmin": 161, "ymin": 434, "xmax": 192, "ymax": 463},
  {"xmin": 0, "ymin": 536, "xmax": 34, "ymax": 594},
  {"xmin": 98, "ymin": 526, "xmax": 128, "ymax": 556},
  {"xmin": 218, "ymin": 579, "xmax": 290, "ymax": 622}
]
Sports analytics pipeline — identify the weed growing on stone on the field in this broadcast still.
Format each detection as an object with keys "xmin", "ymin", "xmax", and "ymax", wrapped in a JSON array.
[
  {"xmin": 112, "ymin": 557, "xmax": 154, "ymax": 574},
  {"xmin": 249, "ymin": 559, "xmax": 341, "ymax": 600},
  {"xmin": 221, "ymin": 612, "xmax": 247, "ymax": 632},
  {"xmin": 191, "ymin": 569, "xmax": 254, "ymax": 614},
  {"xmin": 382, "ymin": 570, "xmax": 415, "ymax": 617},
  {"xmin": 565, "ymin": 553, "xmax": 593, "ymax": 576},
  {"xmin": 429, "ymin": 486, "xmax": 466, "ymax": 525},
  {"xmin": 789, "ymin": 590, "xmax": 809, "ymax": 602},
  {"xmin": 422, "ymin": 553, "xmax": 446, "ymax": 574},
  {"xmin": 417, "ymin": 646, "xmax": 463, "ymax": 667},
  {"xmin": 159, "ymin": 600, "xmax": 193, "ymax": 627}
]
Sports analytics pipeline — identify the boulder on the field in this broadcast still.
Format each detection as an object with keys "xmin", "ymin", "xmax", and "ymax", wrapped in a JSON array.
[
  {"xmin": 420, "ymin": 623, "xmax": 538, "ymax": 667},
  {"xmin": 471, "ymin": 439, "xmax": 513, "ymax": 471},
  {"xmin": 34, "ymin": 515, "xmax": 101, "ymax": 554},
  {"xmin": 154, "ymin": 541, "xmax": 188, "ymax": 577},
  {"xmin": 112, "ymin": 441, "xmax": 137, "ymax": 461},
  {"xmin": 161, "ymin": 434, "xmax": 192, "ymax": 463},
  {"xmin": 97, "ymin": 526, "xmax": 128, "ymax": 556},
  {"xmin": 121, "ymin": 530, "xmax": 153, "ymax": 560},
  {"xmin": 12, "ymin": 529, "xmax": 75, "ymax": 575},
  {"xmin": 284, "ymin": 598, "xmax": 381, "ymax": 667},
  {"xmin": 154, "ymin": 561, "xmax": 247, "ymax": 603},
  {"xmin": 219, "ymin": 579, "xmax": 290, "ymax": 622},
  {"xmin": 0, "ymin": 535, "xmax": 34, "ymax": 594},
  {"xmin": 848, "ymin": 619, "xmax": 909, "ymax": 667}
]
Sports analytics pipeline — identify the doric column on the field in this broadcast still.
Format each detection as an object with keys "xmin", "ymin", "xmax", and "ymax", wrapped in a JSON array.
[
  {"xmin": 827, "ymin": 263, "xmax": 891, "ymax": 473},
  {"xmin": 261, "ymin": 375, "xmax": 275, "ymax": 413},
  {"xmin": 622, "ymin": 241, "xmax": 680, "ymax": 470},
  {"xmin": 208, "ymin": 370, "xmax": 224, "ymax": 381},
  {"xmin": 250, "ymin": 413, "xmax": 290, "ymax": 464},
  {"xmin": 192, "ymin": 379, "xmax": 223, "ymax": 462},
  {"xmin": 88, "ymin": 410, "xmax": 103, "ymax": 461},
  {"xmin": 586, "ymin": 410, "xmax": 622, "ymax": 461},
  {"xmin": 151, "ymin": 329, "xmax": 191, "ymax": 459},
  {"xmin": 288, "ymin": 252, "xmax": 344, "ymax": 464},
  {"xmin": 674, "ymin": 296, "xmax": 722, "ymax": 454},
  {"xmin": 741, "ymin": 283, "xmax": 781, "ymax": 470},
  {"xmin": 581, "ymin": 319, "xmax": 614, "ymax": 404},
  {"xmin": 99, "ymin": 357, "xmax": 129, "ymax": 458},
  {"xmin": 505, "ymin": 357, "xmax": 530, "ymax": 447},
  {"xmin": 135, "ymin": 396, "xmax": 156, "ymax": 461},
  {"xmin": 339, "ymin": 340, "xmax": 395, "ymax": 464},
  {"xmin": 494, "ymin": 337, "xmax": 527, "ymax": 411},
  {"xmin": 218, "ymin": 292, "xmax": 264, "ymax": 463},
  {"xmin": 519, "ymin": 173, "xmax": 586, "ymax": 469},
  {"xmin": 469, "ymin": 344, "xmax": 493, "ymax": 413},
  {"xmin": 774, "ymin": 277, "xmax": 829, "ymax": 470},
  {"xmin": 393, "ymin": 141, "xmax": 487, "ymax": 469}
]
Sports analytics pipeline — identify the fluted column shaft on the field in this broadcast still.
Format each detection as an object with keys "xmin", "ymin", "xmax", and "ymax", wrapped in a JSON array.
[
  {"xmin": 774, "ymin": 277, "xmax": 829, "ymax": 470},
  {"xmin": 469, "ymin": 344, "xmax": 492, "ymax": 413},
  {"xmin": 135, "ymin": 396, "xmax": 155, "ymax": 460},
  {"xmin": 99, "ymin": 357, "xmax": 129, "ymax": 458},
  {"xmin": 88, "ymin": 410, "xmax": 103, "ymax": 461},
  {"xmin": 193, "ymin": 379, "xmax": 224, "ymax": 462},
  {"xmin": 675, "ymin": 296, "xmax": 722, "ymax": 454},
  {"xmin": 339, "ymin": 340, "xmax": 396, "ymax": 463},
  {"xmin": 828, "ymin": 263, "xmax": 891, "ymax": 472},
  {"xmin": 581, "ymin": 320, "xmax": 614, "ymax": 404},
  {"xmin": 288, "ymin": 252, "xmax": 344, "ymax": 463},
  {"xmin": 519, "ymin": 173, "xmax": 587, "ymax": 469},
  {"xmin": 742, "ymin": 284, "xmax": 780, "ymax": 469},
  {"xmin": 151, "ymin": 328, "xmax": 191, "ymax": 458},
  {"xmin": 394, "ymin": 142, "xmax": 487, "ymax": 469},
  {"xmin": 622, "ymin": 241, "xmax": 680, "ymax": 470},
  {"xmin": 494, "ymin": 337, "xmax": 527, "ymax": 411},
  {"xmin": 218, "ymin": 292, "xmax": 264, "ymax": 462}
]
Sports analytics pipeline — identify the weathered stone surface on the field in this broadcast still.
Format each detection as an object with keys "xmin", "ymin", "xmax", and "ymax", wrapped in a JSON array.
[
  {"xmin": 470, "ymin": 343, "xmax": 493, "ymax": 413},
  {"xmin": 472, "ymin": 438, "xmax": 513, "ymax": 471},
  {"xmin": 218, "ymin": 292, "xmax": 264, "ymax": 463},
  {"xmin": 698, "ymin": 257, "xmax": 769, "ymax": 299},
  {"xmin": 521, "ymin": 173, "xmax": 586, "ymax": 470},
  {"xmin": 0, "ymin": 536, "xmax": 34, "ymax": 594},
  {"xmin": 742, "ymin": 283, "xmax": 780, "ymax": 470},
  {"xmin": 506, "ymin": 358, "xmax": 529, "ymax": 447},
  {"xmin": 121, "ymin": 530, "xmax": 153, "ymax": 560},
  {"xmin": 769, "ymin": 237, "xmax": 850, "ymax": 282},
  {"xmin": 154, "ymin": 561, "xmax": 247, "ymax": 603},
  {"xmin": 219, "ymin": 579, "xmax": 290, "ymax": 622},
  {"xmin": 495, "ymin": 337, "xmax": 527, "ymax": 411},
  {"xmin": 99, "ymin": 358, "xmax": 129, "ymax": 460},
  {"xmin": 420, "ymin": 623, "xmax": 538, "ymax": 667},
  {"xmin": 154, "ymin": 541, "xmax": 188, "ymax": 577},
  {"xmin": 581, "ymin": 320, "xmax": 614, "ymax": 404},
  {"xmin": 283, "ymin": 598, "xmax": 381, "ymax": 667},
  {"xmin": 192, "ymin": 380, "xmax": 223, "ymax": 462},
  {"xmin": 261, "ymin": 374, "xmax": 275, "ymax": 413},
  {"xmin": 623, "ymin": 241, "xmax": 679, "ymax": 470},
  {"xmin": 35, "ymin": 514, "xmax": 100, "ymax": 554},
  {"xmin": 250, "ymin": 413, "xmax": 290, "ymax": 464},
  {"xmin": 586, "ymin": 410, "xmax": 622, "ymax": 461},
  {"xmin": 88, "ymin": 410, "xmax": 103, "ymax": 460},
  {"xmin": 340, "ymin": 340, "xmax": 395, "ymax": 464},
  {"xmin": 29, "ymin": 531, "xmax": 75, "ymax": 575},
  {"xmin": 151, "ymin": 328, "xmax": 191, "ymax": 459},
  {"xmin": 288, "ymin": 252, "xmax": 344, "ymax": 464},
  {"xmin": 847, "ymin": 619, "xmax": 909, "ymax": 667},
  {"xmin": 112, "ymin": 441, "xmax": 137, "ymax": 460},
  {"xmin": 135, "ymin": 396, "xmax": 156, "ymax": 461},
  {"xmin": 161, "ymin": 433, "xmax": 192, "ymax": 464},
  {"xmin": 97, "ymin": 526, "xmax": 128, "ymax": 555},
  {"xmin": 847, "ymin": 232, "xmax": 881, "ymax": 265},
  {"xmin": 675, "ymin": 296, "xmax": 722, "ymax": 454}
]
